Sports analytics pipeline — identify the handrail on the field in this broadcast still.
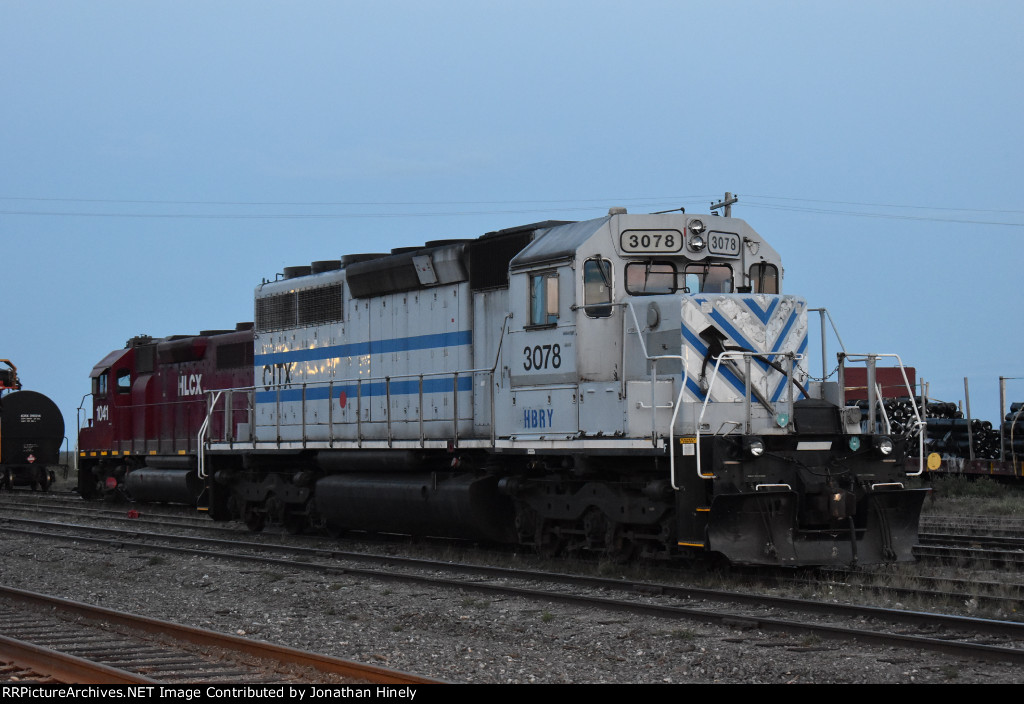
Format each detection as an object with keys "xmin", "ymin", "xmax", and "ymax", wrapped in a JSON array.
[
  {"xmin": 621, "ymin": 301, "xmax": 695, "ymax": 488},
  {"xmin": 695, "ymin": 350, "xmax": 802, "ymax": 480},
  {"xmin": 74, "ymin": 392, "xmax": 92, "ymax": 476},
  {"xmin": 191, "ymin": 314, "xmax": 521, "ymax": 459},
  {"xmin": 807, "ymin": 307, "xmax": 849, "ymax": 382},
  {"xmin": 197, "ymin": 390, "xmax": 224, "ymax": 479},
  {"xmin": 667, "ymin": 351, "xmax": 690, "ymax": 490},
  {"xmin": 840, "ymin": 352, "xmax": 924, "ymax": 477}
]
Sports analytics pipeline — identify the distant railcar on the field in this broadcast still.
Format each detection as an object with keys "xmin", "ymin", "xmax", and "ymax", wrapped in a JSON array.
[{"xmin": 1, "ymin": 360, "xmax": 64, "ymax": 490}]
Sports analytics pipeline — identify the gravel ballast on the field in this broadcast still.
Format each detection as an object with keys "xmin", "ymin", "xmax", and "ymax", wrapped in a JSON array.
[{"xmin": 0, "ymin": 528, "xmax": 1019, "ymax": 685}]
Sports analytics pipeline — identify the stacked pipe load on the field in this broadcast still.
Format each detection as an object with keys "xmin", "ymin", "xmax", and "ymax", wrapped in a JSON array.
[
  {"xmin": 854, "ymin": 397, "xmax": 1001, "ymax": 460},
  {"xmin": 1002, "ymin": 402, "xmax": 1024, "ymax": 458}
]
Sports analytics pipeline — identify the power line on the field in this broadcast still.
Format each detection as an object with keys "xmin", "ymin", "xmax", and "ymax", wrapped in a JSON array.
[
  {"xmin": 743, "ymin": 194, "xmax": 1024, "ymax": 216},
  {"xmin": 0, "ymin": 203, "xmax": 696, "ymax": 220},
  {"xmin": 0, "ymin": 194, "xmax": 715, "ymax": 208},
  {"xmin": 1, "ymin": 192, "xmax": 1022, "ymax": 226},
  {"xmin": 741, "ymin": 201, "xmax": 1024, "ymax": 227}
]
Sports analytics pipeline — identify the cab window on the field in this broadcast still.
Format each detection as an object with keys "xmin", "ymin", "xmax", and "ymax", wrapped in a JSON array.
[
  {"xmin": 750, "ymin": 263, "xmax": 779, "ymax": 294},
  {"xmin": 116, "ymin": 369, "xmax": 131, "ymax": 393},
  {"xmin": 529, "ymin": 271, "xmax": 559, "ymax": 326},
  {"xmin": 583, "ymin": 258, "xmax": 612, "ymax": 318},
  {"xmin": 625, "ymin": 261, "xmax": 676, "ymax": 295},
  {"xmin": 93, "ymin": 371, "xmax": 109, "ymax": 397},
  {"xmin": 684, "ymin": 263, "xmax": 734, "ymax": 293}
]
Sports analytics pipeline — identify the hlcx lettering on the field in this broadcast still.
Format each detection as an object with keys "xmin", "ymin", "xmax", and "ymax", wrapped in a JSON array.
[
  {"xmin": 524, "ymin": 408, "xmax": 554, "ymax": 429},
  {"xmin": 177, "ymin": 373, "xmax": 203, "ymax": 397},
  {"xmin": 262, "ymin": 363, "xmax": 295, "ymax": 388}
]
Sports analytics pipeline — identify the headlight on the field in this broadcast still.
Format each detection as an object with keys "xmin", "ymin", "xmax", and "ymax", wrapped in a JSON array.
[
  {"xmin": 688, "ymin": 234, "xmax": 706, "ymax": 252},
  {"xmin": 874, "ymin": 437, "xmax": 894, "ymax": 456},
  {"xmin": 744, "ymin": 437, "xmax": 765, "ymax": 457},
  {"xmin": 688, "ymin": 219, "xmax": 706, "ymax": 236}
]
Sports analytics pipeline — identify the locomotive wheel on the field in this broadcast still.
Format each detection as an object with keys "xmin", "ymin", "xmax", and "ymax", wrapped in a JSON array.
[
  {"xmin": 324, "ymin": 524, "xmax": 346, "ymax": 539},
  {"xmin": 243, "ymin": 503, "xmax": 265, "ymax": 532},
  {"xmin": 581, "ymin": 508, "xmax": 607, "ymax": 550},
  {"xmin": 283, "ymin": 506, "xmax": 307, "ymax": 535},
  {"xmin": 604, "ymin": 522, "xmax": 636, "ymax": 564},
  {"xmin": 535, "ymin": 522, "xmax": 565, "ymax": 558}
]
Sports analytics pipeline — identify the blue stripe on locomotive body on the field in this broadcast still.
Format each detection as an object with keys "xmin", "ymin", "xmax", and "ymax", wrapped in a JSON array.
[
  {"xmin": 254, "ymin": 330, "xmax": 473, "ymax": 367},
  {"xmin": 251, "ymin": 266, "xmax": 477, "ymax": 442},
  {"xmin": 254, "ymin": 374, "xmax": 474, "ymax": 404}
]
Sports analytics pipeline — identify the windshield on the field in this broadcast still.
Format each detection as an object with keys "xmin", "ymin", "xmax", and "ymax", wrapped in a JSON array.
[
  {"xmin": 625, "ymin": 261, "xmax": 676, "ymax": 295},
  {"xmin": 684, "ymin": 263, "xmax": 733, "ymax": 293}
]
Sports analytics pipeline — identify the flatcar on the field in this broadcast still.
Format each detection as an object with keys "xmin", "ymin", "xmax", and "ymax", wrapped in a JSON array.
[
  {"xmin": 1, "ymin": 360, "xmax": 64, "ymax": 490},
  {"xmin": 78, "ymin": 206, "xmax": 929, "ymax": 566}
]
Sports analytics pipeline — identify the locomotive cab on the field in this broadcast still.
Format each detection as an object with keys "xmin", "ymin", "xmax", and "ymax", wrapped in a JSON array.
[{"xmin": 495, "ymin": 209, "xmax": 926, "ymax": 565}]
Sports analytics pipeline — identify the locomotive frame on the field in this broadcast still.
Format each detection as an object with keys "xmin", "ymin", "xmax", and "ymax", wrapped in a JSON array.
[{"xmin": 78, "ymin": 207, "xmax": 929, "ymax": 566}]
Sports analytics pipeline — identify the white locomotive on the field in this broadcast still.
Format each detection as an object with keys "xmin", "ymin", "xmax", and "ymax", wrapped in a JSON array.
[{"xmin": 200, "ymin": 206, "xmax": 927, "ymax": 566}]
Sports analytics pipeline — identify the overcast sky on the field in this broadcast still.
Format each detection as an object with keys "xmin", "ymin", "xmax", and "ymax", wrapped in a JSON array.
[{"xmin": 2, "ymin": 1, "xmax": 1022, "ymax": 441}]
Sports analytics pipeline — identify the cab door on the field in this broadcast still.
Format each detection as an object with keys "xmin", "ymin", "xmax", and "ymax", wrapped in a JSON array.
[{"xmin": 504, "ymin": 264, "xmax": 579, "ymax": 436}]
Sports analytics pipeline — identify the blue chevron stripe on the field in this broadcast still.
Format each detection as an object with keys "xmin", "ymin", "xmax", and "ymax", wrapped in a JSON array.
[
  {"xmin": 770, "ymin": 333, "xmax": 809, "ymax": 402},
  {"xmin": 770, "ymin": 307, "xmax": 800, "ymax": 354},
  {"xmin": 742, "ymin": 296, "xmax": 780, "ymax": 324}
]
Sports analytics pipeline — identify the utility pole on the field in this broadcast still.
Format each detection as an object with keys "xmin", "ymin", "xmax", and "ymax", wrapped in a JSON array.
[{"xmin": 710, "ymin": 192, "xmax": 738, "ymax": 217}]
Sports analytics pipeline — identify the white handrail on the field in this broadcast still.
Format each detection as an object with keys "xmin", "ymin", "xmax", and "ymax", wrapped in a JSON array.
[
  {"xmin": 197, "ymin": 390, "xmax": 224, "ymax": 480},
  {"xmin": 842, "ymin": 352, "xmax": 924, "ymax": 477},
  {"xmin": 694, "ymin": 350, "xmax": 803, "ymax": 480}
]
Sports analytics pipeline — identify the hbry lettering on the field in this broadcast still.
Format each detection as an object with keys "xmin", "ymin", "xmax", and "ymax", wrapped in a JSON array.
[{"xmin": 523, "ymin": 408, "xmax": 554, "ymax": 429}]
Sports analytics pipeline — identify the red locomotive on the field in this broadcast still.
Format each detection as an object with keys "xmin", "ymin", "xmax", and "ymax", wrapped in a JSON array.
[{"xmin": 77, "ymin": 325, "xmax": 253, "ymax": 503}]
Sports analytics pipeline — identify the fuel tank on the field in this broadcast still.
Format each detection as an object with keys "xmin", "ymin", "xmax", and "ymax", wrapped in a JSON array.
[{"xmin": 313, "ymin": 472, "xmax": 516, "ymax": 542}]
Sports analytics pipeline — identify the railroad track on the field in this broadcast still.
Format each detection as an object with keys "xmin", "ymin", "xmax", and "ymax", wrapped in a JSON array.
[
  {"xmin": 922, "ymin": 514, "xmax": 1024, "ymax": 534},
  {"xmin": 17, "ymin": 495, "xmax": 1018, "ymax": 570},
  {"xmin": 6, "ymin": 497, "xmax": 1024, "ymax": 594},
  {"xmin": 5, "ymin": 495, "xmax": 1024, "ymax": 585},
  {"xmin": 4, "ymin": 514, "xmax": 1024, "ymax": 670},
  {"xmin": 0, "ymin": 585, "xmax": 442, "ymax": 685},
  {"xmin": 915, "ymin": 536, "xmax": 1024, "ymax": 568}
]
